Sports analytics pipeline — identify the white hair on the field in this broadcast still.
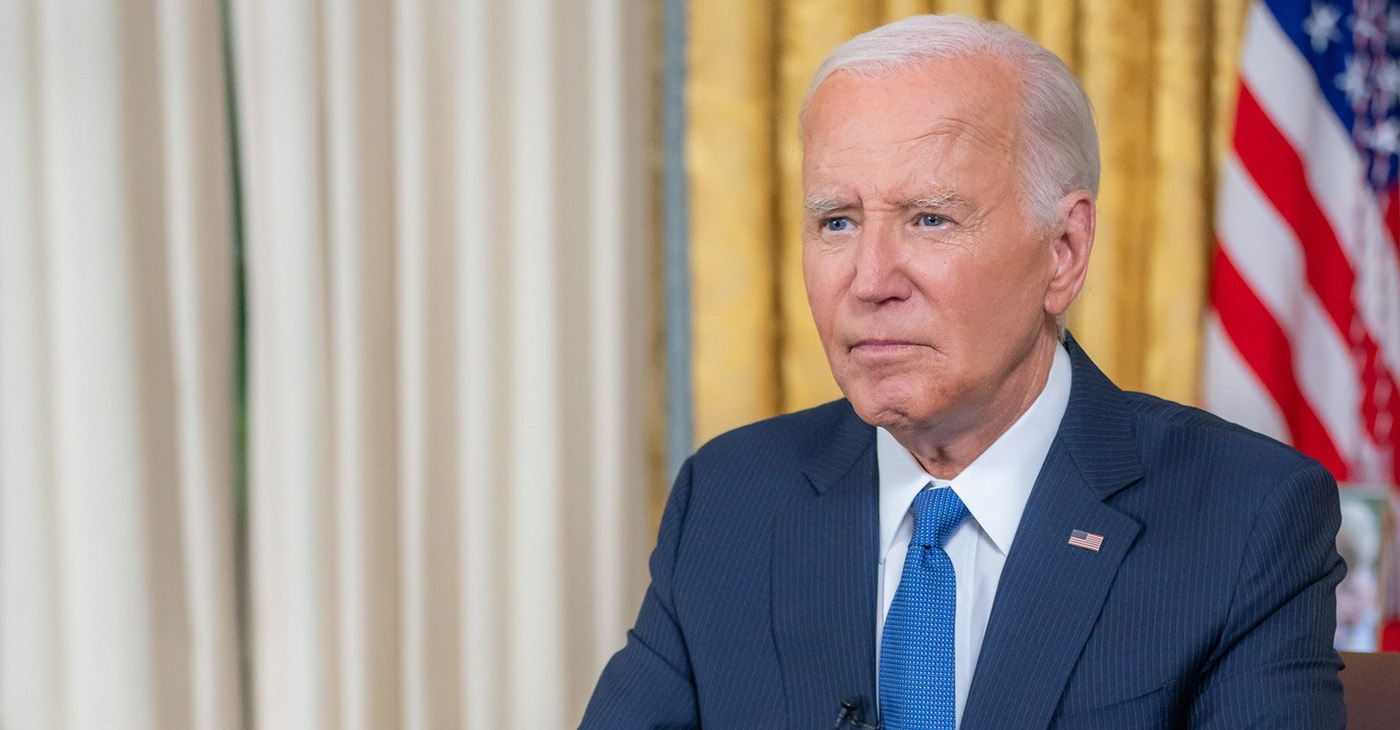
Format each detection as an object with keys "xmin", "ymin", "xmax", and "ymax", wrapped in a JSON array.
[{"xmin": 800, "ymin": 15, "xmax": 1099, "ymax": 226}]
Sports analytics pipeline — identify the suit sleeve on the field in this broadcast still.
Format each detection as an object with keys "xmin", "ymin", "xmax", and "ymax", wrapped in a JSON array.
[
  {"xmin": 578, "ymin": 458, "xmax": 701, "ymax": 729},
  {"xmin": 1187, "ymin": 460, "xmax": 1346, "ymax": 729}
]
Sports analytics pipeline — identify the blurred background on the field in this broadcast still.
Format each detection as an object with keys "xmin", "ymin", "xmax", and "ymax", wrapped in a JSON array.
[{"xmin": 1, "ymin": 0, "xmax": 1396, "ymax": 728}]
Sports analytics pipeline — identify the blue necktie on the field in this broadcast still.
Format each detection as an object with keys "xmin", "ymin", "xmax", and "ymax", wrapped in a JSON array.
[{"xmin": 880, "ymin": 486, "xmax": 968, "ymax": 730}]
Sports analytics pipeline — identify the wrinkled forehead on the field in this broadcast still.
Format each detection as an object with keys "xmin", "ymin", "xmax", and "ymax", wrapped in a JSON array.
[{"xmin": 800, "ymin": 55, "xmax": 1026, "ymax": 159}]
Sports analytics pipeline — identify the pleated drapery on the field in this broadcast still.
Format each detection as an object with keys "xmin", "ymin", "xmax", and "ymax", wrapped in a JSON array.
[
  {"xmin": 2, "ymin": 0, "xmax": 656, "ymax": 727},
  {"xmin": 231, "ymin": 0, "xmax": 654, "ymax": 728},
  {"xmin": 687, "ymin": 0, "xmax": 1250, "ymax": 445},
  {"xmin": 0, "ymin": 0, "xmax": 244, "ymax": 728}
]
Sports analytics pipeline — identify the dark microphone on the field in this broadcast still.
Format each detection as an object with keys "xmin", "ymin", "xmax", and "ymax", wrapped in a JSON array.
[{"xmin": 832, "ymin": 695, "xmax": 871, "ymax": 729}]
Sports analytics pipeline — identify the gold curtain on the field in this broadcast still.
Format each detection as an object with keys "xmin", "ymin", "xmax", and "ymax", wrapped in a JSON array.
[{"xmin": 688, "ymin": 0, "xmax": 1250, "ymax": 445}]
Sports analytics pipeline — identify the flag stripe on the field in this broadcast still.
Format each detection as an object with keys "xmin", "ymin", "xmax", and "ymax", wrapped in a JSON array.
[
  {"xmin": 1234, "ymin": 83, "xmax": 1360, "ymax": 338},
  {"xmin": 1387, "ymin": 188, "xmax": 1400, "ymax": 255},
  {"xmin": 1203, "ymin": 315, "xmax": 1289, "ymax": 442},
  {"xmin": 1216, "ymin": 155, "xmax": 1305, "ymax": 324},
  {"xmin": 1211, "ymin": 248, "xmax": 1349, "ymax": 476}
]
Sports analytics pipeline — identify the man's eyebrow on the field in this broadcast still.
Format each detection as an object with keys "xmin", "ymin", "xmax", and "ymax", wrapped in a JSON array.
[
  {"xmin": 803, "ymin": 196, "xmax": 852, "ymax": 217},
  {"xmin": 903, "ymin": 191, "xmax": 970, "ymax": 210}
]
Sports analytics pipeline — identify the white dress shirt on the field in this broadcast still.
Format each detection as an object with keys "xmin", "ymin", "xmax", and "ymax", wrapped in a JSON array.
[{"xmin": 876, "ymin": 342, "xmax": 1072, "ymax": 728}]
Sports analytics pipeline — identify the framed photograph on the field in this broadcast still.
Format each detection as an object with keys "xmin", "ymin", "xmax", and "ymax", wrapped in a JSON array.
[{"xmin": 1336, "ymin": 485, "xmax": 1395, "ymax": 652}]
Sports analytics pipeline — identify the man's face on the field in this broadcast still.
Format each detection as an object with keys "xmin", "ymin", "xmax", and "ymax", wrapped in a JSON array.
[{"xmin": 801, "ymin": 56, "xmax": 1065, "ymax": 438}]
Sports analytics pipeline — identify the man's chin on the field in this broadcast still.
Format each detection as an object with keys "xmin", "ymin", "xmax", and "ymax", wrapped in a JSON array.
[{"xmin": 847, "ymin": 397, "xmax": 928, "ymax": 433}]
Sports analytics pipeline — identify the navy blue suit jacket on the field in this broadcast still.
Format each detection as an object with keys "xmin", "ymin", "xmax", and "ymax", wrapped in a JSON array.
[{"xmin": 581, "ymin": 341, "xmax": 1345, "ymax": 729}]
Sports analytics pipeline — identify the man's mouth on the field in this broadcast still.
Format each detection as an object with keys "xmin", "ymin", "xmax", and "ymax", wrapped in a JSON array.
[{"xmin": 850, "ymin": 339, "xmax": 925, "ymax": 353}]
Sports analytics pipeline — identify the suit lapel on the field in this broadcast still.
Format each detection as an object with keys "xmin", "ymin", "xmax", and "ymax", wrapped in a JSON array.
[
  {"xmin": 962, "ymin": 339, "xmax": 1145, "ymax": 730},
  {"xmin": 772, "ymin": 405, "xmax": 880, "ymax": 729}
]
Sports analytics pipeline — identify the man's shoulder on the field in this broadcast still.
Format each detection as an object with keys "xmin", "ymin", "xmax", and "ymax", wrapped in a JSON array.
[
  {"xmin": 1118, "ymin": 389, "xmax": 1328, "ymax": 495},
  {"xmin": 1063, "ymin": 336, "xmax": 1324, "ymax": 486},
  {"xmin": 693, "ymin": 398, "xmax": 862, "ymax": 464},
  {"xmin": 674, "ymin": 400, "xmax": 869, "ymax": 543},
  {"xmin": 680, "ymin": 399, "xmax": 869, "ymax": 504},
  {"xmin": 1124, "ymin": 390, "xmax": 1312, "ymax": 459}
]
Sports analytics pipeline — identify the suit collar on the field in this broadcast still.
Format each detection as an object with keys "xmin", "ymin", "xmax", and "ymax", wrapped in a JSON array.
[
  {"xmin": 1055, "ymin": 334, "xmax": 1143, "ymax": 499},
  {"xmin": 801, "ymin": 401, "xmax": 876, "ymax": 495}
]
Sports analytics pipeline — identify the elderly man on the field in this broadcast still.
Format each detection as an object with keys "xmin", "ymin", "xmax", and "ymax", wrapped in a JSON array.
[{"xmin": 582, "ymin": 14, "xmax": 1344, "ymax": 730}]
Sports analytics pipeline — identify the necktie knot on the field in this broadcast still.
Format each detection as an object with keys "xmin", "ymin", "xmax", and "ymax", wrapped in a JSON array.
[{"xmin": 910, "ymin": 486, "xmax": 967, "ymax": 549}]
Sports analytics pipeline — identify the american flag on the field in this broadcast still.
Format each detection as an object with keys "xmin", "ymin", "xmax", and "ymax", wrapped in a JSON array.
[
  {"xmin": 1207, "ymin": 0, "xmax": 1400, "ymax": 493},
  {"xmin": 1067, "ymin": 530, "xmax": 1104, "ymax": 552},
  {"xmin": 1205, "ymin": 0, "xmax": 1400, "ymax": 645}
]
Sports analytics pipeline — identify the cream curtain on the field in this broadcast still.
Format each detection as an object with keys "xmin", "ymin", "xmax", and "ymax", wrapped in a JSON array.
[
  {"xmin": 231, "ymin": 0, "xmax": 654, "ymax": 728},
  {"xmin": 689, "ymin": 0, "xmax": 1251, "ymax": 444},
  {"xmin": 3, "ymin": 0, "xmax": 657, "ymax": 728},
  {"xmin": 0, "ymin": 0, "xmax": 243, "ymax": 728}
]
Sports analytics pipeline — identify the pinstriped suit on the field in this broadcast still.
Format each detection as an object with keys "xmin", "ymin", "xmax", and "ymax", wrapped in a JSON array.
[{"xmin": 580, "ymin": 339, "xmax": 1346, "ymax": 729}]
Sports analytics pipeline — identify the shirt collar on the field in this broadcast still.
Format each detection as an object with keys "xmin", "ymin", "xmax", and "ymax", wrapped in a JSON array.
[{"xmin": 877, "ymin": 342, "xmax": 1073, "ymax": 558}]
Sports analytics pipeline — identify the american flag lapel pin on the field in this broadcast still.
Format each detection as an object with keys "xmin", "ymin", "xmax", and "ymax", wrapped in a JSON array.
[{"xmin": 1067, "ymin": 529, "xmax": 1104, "ymax": 552}]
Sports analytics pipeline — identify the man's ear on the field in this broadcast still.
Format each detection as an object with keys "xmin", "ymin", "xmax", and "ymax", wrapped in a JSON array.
[{"xmin": 1045, "ymin": 192, "xmax": 1095, "ymax": 318}]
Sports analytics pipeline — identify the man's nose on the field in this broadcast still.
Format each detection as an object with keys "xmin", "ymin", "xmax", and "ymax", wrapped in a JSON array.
[{"xmin": 850, "ymin": 226, "xmax": 912, "ymax": 304}]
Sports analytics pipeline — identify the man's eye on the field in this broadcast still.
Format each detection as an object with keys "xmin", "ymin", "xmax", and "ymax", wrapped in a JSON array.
[
  {"xmin": 822, "ymin": 217, "xmax": 853, "ymax": 232},
  {"xmin": 916, "ymin": 213, "xmax": 947, "ymax": 227}
]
